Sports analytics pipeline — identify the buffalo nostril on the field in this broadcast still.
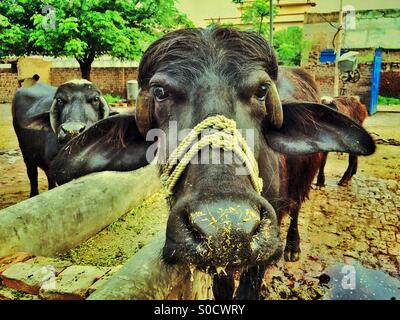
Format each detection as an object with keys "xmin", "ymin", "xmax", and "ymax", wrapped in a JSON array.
[
  {"xmin": 60, "ymin": 122, "xmax": 86, "ymax": 135},
  {"xmin": 189, "ymin": 211, "xmax": 211, "ymax": 238}
]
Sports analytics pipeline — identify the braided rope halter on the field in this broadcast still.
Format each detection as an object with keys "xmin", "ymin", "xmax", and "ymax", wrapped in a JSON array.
[{"xmin": 160, "ymin": 115, "xmax": 263, "ymax": 196}]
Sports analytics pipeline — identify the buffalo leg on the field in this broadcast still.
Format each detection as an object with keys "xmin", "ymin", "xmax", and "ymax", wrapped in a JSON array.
[
  {"xmin": 47, "ymin": 177, "xmax": 56, "ymax": 190},
  {"xmin": 45, "ymin": 170, "xmax": 56, "ymax": 190},
  {"xmin": 26, "ymin": 162, "xmax": 39, "ymax": 197},
  {"xmin": 213, "ymin": 273, "xmax": 235, "ymax": 300},
  {"xmin": 338, "ymin": 154, "xmax": 357, "ymax": 186},
  {"xmin": 351, "ymin": 155, "xmax": 358, "ymax": 175},
  {"xmin": 316, "ymin": 152, "xmax": 328, "ymax": 187},
  {"xmin": 235, "ymin": 264, "xmax": 266, "ymax": 300},
  {"xmin": 284, "ymin": 205, "xmax": 301, "ymax": 262}
]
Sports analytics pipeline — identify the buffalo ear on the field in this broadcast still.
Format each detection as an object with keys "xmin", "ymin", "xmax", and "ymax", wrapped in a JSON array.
[
  {"xmin": 21, "ymin": 112, "xmax": 52, "ymax": 131},
  {"xmin": 264, "ymin": 102, "xmax": 376, "ymax": 156},
  {"xmin": 99, "ymin": 96, "xmax": 111, "ymax": 119},
  {"xmin": 50, "ymin": 114, "xmax": 152, "ymax": 185}
]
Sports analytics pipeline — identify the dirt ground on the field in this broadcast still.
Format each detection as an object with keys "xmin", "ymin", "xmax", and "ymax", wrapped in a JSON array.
[
  {"xmin": 0, "ymin": 103, "xmax": 399, "ymax": 299},
  {"xmin": 0, "ymin": 104, "xmax": 48, "ymax": 209}
]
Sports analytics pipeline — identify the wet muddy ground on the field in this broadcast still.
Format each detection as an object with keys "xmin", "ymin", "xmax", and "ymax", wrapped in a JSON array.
[
  {"xmin": 0, "ymin": 103, "xmax": 399, "ymax": 299},
  {"xmin": 264, "ymin": 173, "xmax": 399, "ymax": 299}
]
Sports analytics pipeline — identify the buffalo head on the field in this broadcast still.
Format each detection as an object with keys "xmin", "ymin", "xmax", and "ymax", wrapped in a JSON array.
[
  {"xmin": 24, "ymin": 79, "xmax": 110, "ymax": 142},
  {"xmin": 134, "ymin": 28, "xmax": 374, "ymax": 270}
]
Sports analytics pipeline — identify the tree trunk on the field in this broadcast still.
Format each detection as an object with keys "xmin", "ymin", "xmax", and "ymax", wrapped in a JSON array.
[
  {"xmin": 259, "ymin": 14, "xmax": 265, "ymax": 35},
  {"xmin": 79, "ymin": 61, "xmax": 92, "ymax": 81},
  {"xmin": 77, "ymin": 54, "xmax": 95, "ymax": 81}
]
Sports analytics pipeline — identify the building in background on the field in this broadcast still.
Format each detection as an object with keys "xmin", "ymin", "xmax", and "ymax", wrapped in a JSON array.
[
  {"xmin": 177, "ymin": 0, "xmax": 400, "ymax": 29},
  {"xmin": 177, "ymin": 0, "xmax": 318, "ymax": 30},
  {"xmin": 302, "ymin": 8, "xmax": 400, "ymax": 113},
  {"xmin": 307, "ymin": 0, "xmax": 399, "ymax": 13},
  {"xmin": 274, "ymin": 0, "xmax": 316, "ymax": 30},
  {"xmin": 302, "ymin": 8, "xmax": 400, "ymax": 67},
  {"xmin": 176, "ymin": 1, "xmax": 400, "ymax": 113}
]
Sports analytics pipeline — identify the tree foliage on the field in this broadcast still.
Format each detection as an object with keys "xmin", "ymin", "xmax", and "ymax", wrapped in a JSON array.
[
  {"xmin": 231, "ymin": 1, "xmax": 303, "ymax": 66},
  {"xmin": 238, "ymin": 0, "xmax": 278, "ymax": 37},
  {"xmin": 0, "ymin": 0, "xmax": 192, "ymax": 79},
  {"xmin": 273, "ymin": 27, "xmax": 303, "ymax": 66}
]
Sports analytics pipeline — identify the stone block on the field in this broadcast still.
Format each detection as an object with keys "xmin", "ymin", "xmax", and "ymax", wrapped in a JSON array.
[
  {"xmin": 365, "ymin": 229, "xmax": 379, "ymax": 240},
  {"xmin": 387, "ymin": 241, "xmax": 400, "ymax": 256},
  {"xmin": 0, "ymin": 258, "xmax": 71, "ymax": 295},
  {"xmin": 39, "ymin": 265, "xmax": 109, "ymax": 300},
  {"xmin": 0, "ymin": 285, "xmax": 39, "ymax": 300},
  {"xmin": 0, "ymin": 252, "xmax": 34, "ymax": 276},
  {"xmin": 369, "ymin": 239, "xmax": 388, "ymax": 254},
  {"xmin": 381, "ymin": 230, "xmax": 396, "ymax": 242},
  {"xmin": 377, "ymin": 254, "xmax": 398, "ymax": 274}
]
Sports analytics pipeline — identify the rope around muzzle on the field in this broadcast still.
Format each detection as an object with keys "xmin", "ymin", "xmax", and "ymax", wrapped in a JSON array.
[{"xmin": 160, "ymin": 115, "xmax": 263, "ymax": 196}]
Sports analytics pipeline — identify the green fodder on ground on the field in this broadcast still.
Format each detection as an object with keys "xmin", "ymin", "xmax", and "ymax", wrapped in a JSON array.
[{"xmin": 60, "ymin": 191, "xmax": 169, "ymax": 267}]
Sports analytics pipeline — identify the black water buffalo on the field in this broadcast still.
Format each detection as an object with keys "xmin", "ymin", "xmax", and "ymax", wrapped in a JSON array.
[
  {"xmin": 49, "ymin": 28, "xmax": 375, "ymax": 299},
  {"xmin": 12, "ymin": 79, "xmax": 110, "ymax": 197}
]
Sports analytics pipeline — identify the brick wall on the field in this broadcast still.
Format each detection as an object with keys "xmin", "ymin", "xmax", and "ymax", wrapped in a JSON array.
[
  {"xmin": 303, "ymin": 45, "xmax": 374, "ymax": 107},
  {"xmin": 50, "ymin": 67, "xmax": 138, "ymax": 97},
  {"xmin": 0, "ymin": 70, "xmax": 19, "ymax": 103},
  {"xmin": 380, "ymin": 71, "xmax": 400, "ymax": 98},
  {"xmin": 305, "ymin": 63, "xmax": 373, "ymax": 107},
  {"xmin": 0, "ymin": 67, "xmax": 139, "ymax": 103}
]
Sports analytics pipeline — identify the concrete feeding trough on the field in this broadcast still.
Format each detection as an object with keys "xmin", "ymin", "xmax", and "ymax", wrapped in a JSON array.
[
  {"xmin": 0, "ymin": 165, "xmax": 161, "ymax": 258},
  {"xmin": 0, "ymin": 165, "xmax": 213, "ymax": 299}
]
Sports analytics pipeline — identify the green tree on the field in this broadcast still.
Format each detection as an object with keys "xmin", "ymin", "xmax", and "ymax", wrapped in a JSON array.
[
  {"xmin": 235, "ymin": 0, "xmax": 278, "ymax": 37},
  {"xmin": 273, "ymin": 27, "xmax": 303, "ymax": 66},
  {"xmin": 0, "ymin": 0, "xmax": 192, "ymax": 80}
]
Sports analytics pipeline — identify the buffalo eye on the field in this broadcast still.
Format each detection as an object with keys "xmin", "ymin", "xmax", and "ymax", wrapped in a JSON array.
[
  {"xmin": 152, "ymin": 86, "xmax": 170, "ymax": 102},
  {"xmin": 254, "ymin": 84, "xmax": 269, "ymax": 101},
  {"xmin": 92, "ymin": 96, "xmax": 100, "ymax": 103}
]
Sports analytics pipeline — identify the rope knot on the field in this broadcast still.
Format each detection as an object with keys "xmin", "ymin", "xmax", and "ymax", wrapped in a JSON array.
[{"xmin": 160, "ymin": 115, "xmax": 263, "ymax": 196}]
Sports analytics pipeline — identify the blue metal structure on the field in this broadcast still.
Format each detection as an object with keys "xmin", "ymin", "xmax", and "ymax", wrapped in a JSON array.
[
  {"xmin": 319, "ymin": 49, "xmax": 347, "ymax": 63},
  {"xmin": 369, "ymin": 48, "xmax": 382, "ymax": 115}
]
